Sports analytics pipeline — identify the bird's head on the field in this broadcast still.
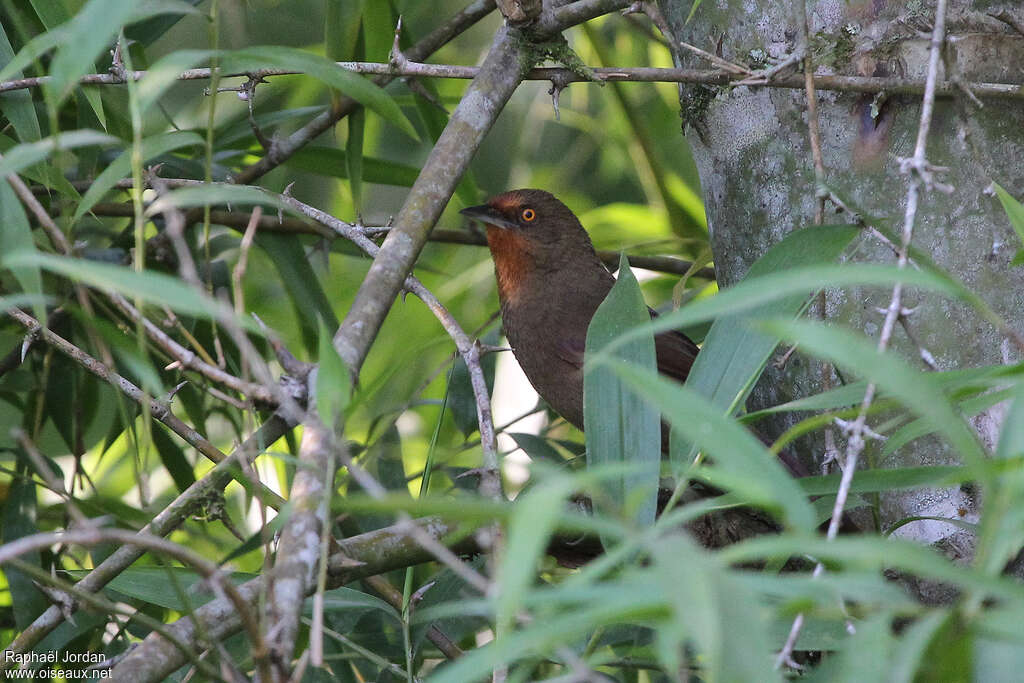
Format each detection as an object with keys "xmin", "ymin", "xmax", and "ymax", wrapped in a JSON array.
[
  {"xmin": 460, "ymin": 189, "xmax": 595, "ymax": 261},
  {"xmin": 460, "ymin": 189, "xmax": 598, "ymax": 303}
]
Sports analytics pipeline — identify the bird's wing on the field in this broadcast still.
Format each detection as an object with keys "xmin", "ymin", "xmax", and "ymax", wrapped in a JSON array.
[
  {"xmin": 650, "ymin": 308, "xmax": 699, "ymax": 383},
  {"xmin": 553, "ymin": 310, "xmax": 699, "ymax": 382},
  {"xmin": 654, "ymin": 329, "xmax": 699, "ymax": 383},
  {"xmin": 554, "ymin": 336, "xmax": 586, "ymax": 370}
]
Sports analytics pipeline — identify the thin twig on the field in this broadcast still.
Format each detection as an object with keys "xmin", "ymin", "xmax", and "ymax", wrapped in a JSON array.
[
  {"xmin": 110, "ymin": 516, "xmax": 480, "ymax": 681},
  {"xmin": 11, "ymin": 429, "xmax": 89, "ymax": 527},
  {"xmin": 3, "ymin": 308, "xmax": 285, "ymax": 504},
  {"xmin": 775, "ymin": 0, "xmax": 952, "ymax": 665},
  {"xmin": 3, "ymin": 63, "xmax": 1023, "ymax": 100},
  {"xmin": 74, "ymin": 201, "xmax": 718, "ymax": 278},
  {"xmin": 2, "ymin": 414, "xmax": 292, "ymax": 665},
  {"xmin": 988, "ymin": 9, "xmax": 1024, "ymax": 37},
  {"xmin": 108, "ymin": 293, "xmax": 274, "ymax": 403},
  {"xmin": 0, "ymin": 528, "xmax": 273, "ymax": 681}
]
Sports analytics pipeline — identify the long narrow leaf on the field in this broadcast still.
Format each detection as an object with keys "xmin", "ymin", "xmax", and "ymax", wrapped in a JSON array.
[
  {"xmin": 672, "ymin": 224, "xmax": 859, "ymax": 465},
  {"xmin": 760, "ymin": 319, "xmax": 987, "ymax": 467},
  {"xmin": 74, "ymin": 130, "xmax": 204, "ymax": 222},
  {"xmin": 584, "ymin": 255, "xmax": 661, "ymax": 533},
  {"xmin": 220, "ymin": 46, "xmax": 419, "ymax": 140},
  {"xmin": 603, "ymin": 360, "xmax": 818, "ymax": 531}
]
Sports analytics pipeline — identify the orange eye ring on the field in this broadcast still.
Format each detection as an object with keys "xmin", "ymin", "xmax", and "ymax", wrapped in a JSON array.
[{"xmin": 521, "ymin": 208, "xmax": 536, "ymax": 222}]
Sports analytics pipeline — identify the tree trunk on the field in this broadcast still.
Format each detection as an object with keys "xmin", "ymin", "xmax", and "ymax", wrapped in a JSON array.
[{"xmin": 656, "ymin": 0, "xmax": 1024, "ymax": 574}]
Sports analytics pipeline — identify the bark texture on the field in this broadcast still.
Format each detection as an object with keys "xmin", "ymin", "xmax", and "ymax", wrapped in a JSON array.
[{"xmin": 657, "ymin": 0, "xmax": 1024, "ymax": 566}]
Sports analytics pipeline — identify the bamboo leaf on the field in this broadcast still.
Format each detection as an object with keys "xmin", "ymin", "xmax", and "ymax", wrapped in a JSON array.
[
  {"xmin": 0, "ymin": 130, "xmax": 119, "ymax": 178},
  {"xmin": 44, "ymin": 0, "xmax": 199, "ymax": 107},
  {"xmin": 5, "ymin": 251, "xmax": 258, "ymax": 331},
  {"xmin": 74, "ymin": 130, "xmax": 204, "ymax": 222},
  {"xmin": 145, "ymin": 184, "xmax": 295, "ymax": 216},
  {"xmin": 604, "ymin": 359, "xmax": 817, "ymax": 531},
  {"xmin": 760, "ymin": 319, "xmax": 987, "ymax": 468},
  {"xmin": 672, "ymin": 224, "xmax": 859, "ymax": 466},
  {"xmin": 221, "ymin": 46, "xmax": 419, "ymax": 140},
  {"xmin": 584, "ymin": 254, "xmax": 661, "ymax": 533},
  {"xmin": 992, "ymin": 183, "xmax": 1024, "ymax": 265}
]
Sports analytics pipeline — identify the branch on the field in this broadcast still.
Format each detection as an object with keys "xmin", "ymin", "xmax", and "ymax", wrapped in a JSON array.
[
  {"xmin": 3, "ymin": 63, "xmax": 1023, "ymax": 100},
  {"xmin": 79, "ymin": 202, "xmax": 717, "ymax": 278},
  {"xmin": 108, "ymin": 293, "xmax": 276, "ymax": 404},
  {"xmin": 110, "ymin": 516, "xmax": 477, "ymax": 682},
  {"xmin": 232, "ymin": 0, "xmax": 496, "ymax": 185},
  {"xmin": 0, "ymin": 528, "xmax": 273, "ymax": 681},
  {"xmin": 2, "ymin": 414, "xmax": 293, "ymax": 664}
]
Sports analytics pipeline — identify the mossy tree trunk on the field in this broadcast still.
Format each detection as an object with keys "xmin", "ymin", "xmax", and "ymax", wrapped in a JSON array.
[{"xmin": 657, "ymin": 0, "xmax": 1024, "ymax": 574}]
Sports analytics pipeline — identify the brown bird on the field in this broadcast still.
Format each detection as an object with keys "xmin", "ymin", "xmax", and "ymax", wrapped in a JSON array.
[{"xmin": 460, "ymin": 189, "xmax": 699, "ymax": 443}]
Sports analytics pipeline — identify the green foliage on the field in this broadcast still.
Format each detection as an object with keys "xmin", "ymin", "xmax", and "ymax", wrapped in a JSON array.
[
  {"xmin": 1, "ymin": 1, "xmax": 1022, "ymax": 681},
  {"xmin": 584, "ymin": 255, "xmax": 660, "ymax": 533}
]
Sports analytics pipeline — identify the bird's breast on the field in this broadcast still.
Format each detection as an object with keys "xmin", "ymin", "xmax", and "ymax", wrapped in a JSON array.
[{"xmin": 486, "ymin": 228, "xmax": 536, "ymax": 306}]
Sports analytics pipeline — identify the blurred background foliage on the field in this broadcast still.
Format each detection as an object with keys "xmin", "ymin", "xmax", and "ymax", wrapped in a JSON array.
[
  {"xmin": 0, "ymin": 0, "xmax": 715, "ymax": 662},
  {"xmin": 1, "ymin": 0, "xmax": 714, "ymax": 505},
  {"xmin": 4, "ymin": 0, "xmax": 1024, "ymax": 680}
]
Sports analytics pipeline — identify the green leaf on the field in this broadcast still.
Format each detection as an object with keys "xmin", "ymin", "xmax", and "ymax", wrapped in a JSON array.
[
  {"xmin": 325, "ymin": 0, "xmax": 364, "ymax": 63},
  {"xmin": 44, "ymin": 0, "xmax": 199, "ymax": 107},
  {"xmin": 0, "ymin": 23, "xmax": 41, "ymax": 143},
  {"xmin": 720, "ymin": 535, "xmax": 1024, "ymax": 604},
  {"xmin": 26, "ymin": 0, "xmax": 106, "ymax": 127},
  {"xmin": 974, "ymin": 379, "xmax": 1024, "ymax": 574},
  {"xmin": 346, "ymin": 108, "xmax": 365, "ymax": 212},
  {"xmin": 144, "ymin": 184, "xmax": 296, "ymax": 216},
  {"xmin": 318, "ymin": 586, "xmax": 398, "ymax": 619},
  {"xmin": 797, "ymin": 465, "xmax": 969, "ymax": 496},
  {"xmin": 803, "ymin": 614, "xmax": 897, "ymax": 683},
  {"xmin": 220, "ymin": 505, "xmax": 291, "ymax": 564},
  {"xmin": 65, "ymin": 567, "xmax": 254, "ymax": 611},
  {"xmin": 0, "ymin": 130, "xmax": 120, "ymax": 178},
  {"xmin": 126, "ymin": 0, "xmax": 204, "ymax": 46},
  {"xmin": 611, "ymin": 262, "xmax": 981, "ymax": 354},
  {"xmin": 584, "ymin": 254, "xmax": 661, "ymax": 532},
  {"xmin": 0, "ymin": 24, "xmax": 70, "ymax": 87},
  {"xmin": 672, "ymin": 224, "xmax": 859, "ymax": 465},
  {"xmin": 316, "ymin": 318, "xmax": 350, "ymax": 427},
  {"xmin": 221, "ymin": 46, "xmax": 419, "ymax": 140},
  {"xmin": 603, "ymin": 360, "xmax": 817, "ymax": 531},
  {"xmin": 2, "ymin": 477, "xmax": 47, "ymax": 629},
  {"xmin": 255, "ymin": 232, "xmax": 338, "ymax": 353},
  {"xmin": 651, "ymin": 536, "xmax": 781, "ymax": 682},
  {"xmin": 151, "ymin": 421, "xmax": 196, "ymax": 492},
  {"xmin": 496, "ymin": 470, "xmax": 577, "ymax": 636},
  {"xmin": 760, "ymin": 319, "xmax": 987, "ymax": 467},
  {"xmin": 361, "ymin": 1, "xmax": 393, "ymax": 63},
  {"xmin": 136, "ymin": 49, "xmax": 214, "ymax": 114},
  {"xmin": 285, "ymin": 146, "xmax": 419, "ymax": 185},
  {"xmin": 881, "ymin": 386, "xmax": 1014, "ymax": 457},
  {"xmin": 0, "ymin": 181, "xmax": 43, "ymax": 319},
  {"xmin": 993, "ymin": 183, "xmax": 1024, "ymax": 264},
  {"xmin": 74, "ymin": 130, "xmax": 204, "ymax": 222},
  {"xmin": 507, "ymin": 433, "xmax": 568, "ymax": 462},
  {"xmin": 5, "ymin": 251, "xmax": 257, "ymax": 331}
]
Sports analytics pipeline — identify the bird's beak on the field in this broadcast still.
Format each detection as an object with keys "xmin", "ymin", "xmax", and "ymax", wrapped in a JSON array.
[{"xmin": 459, "ymin": 204, "xmax": 518, "ymax": 230}]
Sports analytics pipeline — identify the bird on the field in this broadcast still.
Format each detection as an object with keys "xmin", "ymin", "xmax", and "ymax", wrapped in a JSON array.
[{"xmin": 459, "ymin": 188, "xmax": 700, "ymax": 449}]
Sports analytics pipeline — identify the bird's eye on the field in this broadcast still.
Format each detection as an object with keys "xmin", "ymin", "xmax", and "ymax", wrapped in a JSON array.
[{"xmin": 521, "ymin": 208, "xmax": 536, "ymax": 222}]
